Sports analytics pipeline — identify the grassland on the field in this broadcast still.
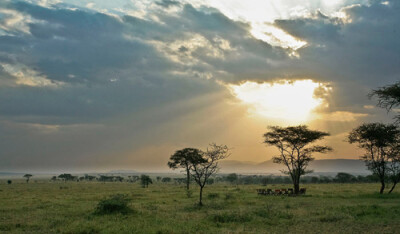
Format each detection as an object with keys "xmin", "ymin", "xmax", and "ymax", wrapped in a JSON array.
[{"xmin": 1, "ymin": 180, "xmax": 400, "ymax": 233}]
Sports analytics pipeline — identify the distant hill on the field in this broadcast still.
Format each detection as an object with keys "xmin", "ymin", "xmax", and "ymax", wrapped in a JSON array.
[
  {"xmin": 219, "ymin": 159, "xmax": 368, "ymax": 175},
  {"xmin": 107, "ymin": 170, "xmax": 138, "ymax": 174}
]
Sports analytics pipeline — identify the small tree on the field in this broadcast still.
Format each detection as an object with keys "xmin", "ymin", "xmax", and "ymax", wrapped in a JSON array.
[
  {"xmin": 161, "ymin": 177, "xmax": 171, "ymax": 183},
  {"xmin": 84, "ymin": 174, "xmax": 96, "ymax": 181},
  {"xmin": 23, "ymin": 174, "xmax": 33, "ymax": 183},
  {"xmin": 335, "ymin": 172, "xmax": 356, "ymax": 183},
  {"xmin": 263, "ymin": 125, "xmax": 332, "ymax": 194},
  {"xmin": 58, "ymin": 173, "xmax": 74, "ymax": 182},
  {"xmin": 190, "ymin": 143, "xmax": 230, "ymax": 206},
  {"xmin": 168, "ymin": 148, "xmax": 204, "ymax": 191},
  {"xmin": 261, "ymin": 177, "xmax": 270, "ymax": 186},
  {"xmin": 348, "ymin": 122, "xmax": 400, "ymax": 194},
  {"xmin": 140, "ymin": 175, "xmax": 152, "ymax": 188},
  {"xmin": 226, "ymin": 173, "xmax": 238, "ymax": 186},
  {"xmin": 311, "ymin": 176, "xmax": 319, "ymax": 184}
]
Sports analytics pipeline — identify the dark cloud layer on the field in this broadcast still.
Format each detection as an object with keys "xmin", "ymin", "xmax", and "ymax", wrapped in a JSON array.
[{"xmin": 0, "ymin": 0, "xmax": 399, "ymax": 171}]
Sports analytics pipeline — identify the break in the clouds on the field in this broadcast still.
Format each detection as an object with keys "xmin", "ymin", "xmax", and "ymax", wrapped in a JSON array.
[{"xmin": 0, "ymin": 0, "xmax": 399, "ymax": 172}]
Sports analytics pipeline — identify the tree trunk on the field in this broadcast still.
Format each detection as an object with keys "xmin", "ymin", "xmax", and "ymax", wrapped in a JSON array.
[
  {"xmin": 293, "ymin": 174, "xmax": 300, "ymax": 195},
  {"xmin": 199, "ymin": 186, "xmax": 203, "ymax": 206},
  {"xmin": 380, "ymin": 180, "xmax": 385, "ymax": 194},
  {"xmin": 294, "ymin": 182, "xmax": 300, "ymax": 195},
  {"xmin": 186, "ymin": 168, "xmax": 190, "ymax": 190},
  {"xmin": 389, "ymin": 182, "xmax": 397, "ymax": 194}
]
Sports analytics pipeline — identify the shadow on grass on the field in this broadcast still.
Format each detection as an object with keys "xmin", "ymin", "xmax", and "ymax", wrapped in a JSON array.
[
  {"xmin": 352, "ymin": 192, "xmax": 400, "ymax": 199},
  {"xmin": 210, "ymin": 211, "xmax": 252, "ymax": 223}
]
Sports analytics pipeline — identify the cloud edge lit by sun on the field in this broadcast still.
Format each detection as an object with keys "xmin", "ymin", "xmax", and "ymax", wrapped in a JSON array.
[{"xmin": 228, "ymin": 79, "xmax": 331, "ymax": 124}]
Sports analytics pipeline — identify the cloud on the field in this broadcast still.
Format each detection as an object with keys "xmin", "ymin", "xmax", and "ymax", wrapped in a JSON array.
[
  {"xmin": 316, "ymin": 111, "xmax": 368, "ymax": 122},
  {"xmin": 155, "ymin": 0, "xmax": 181, "ymax": 8},
  {"xmin": 0, "ymin": 0, "xmax": 399, "ymax": 171}
]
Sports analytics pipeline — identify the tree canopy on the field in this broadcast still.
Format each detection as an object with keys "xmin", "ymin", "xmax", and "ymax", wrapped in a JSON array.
[
  {"xmin": 370, "ymin": 81, "xmax": 400, "ymax": 121},
  {"xmin": 263, "ymin": 125, "xmax": 332, "ymax": 194},
  {"xmin": 167, "ymin": 148, "xmax": 204, "ymax": 190},
  {"xmin": 190, "ymin": 143, "xmax": 230, "ymax": 205},
  {"xmin": 140, "ymin": 175, "xmax": 153, "ymax": 188},
  {"xmin": 348, "ymin": 122, "xmax": 400, "ymax": 194},
  {"xmin": 23, "ymin": 174, "xmax": 33, "ymax": 183}
]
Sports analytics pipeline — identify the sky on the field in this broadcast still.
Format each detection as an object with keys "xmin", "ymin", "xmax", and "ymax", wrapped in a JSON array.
[{"xmin": 0, "ymin": 0, "xmax": 399, "ymax": 173}]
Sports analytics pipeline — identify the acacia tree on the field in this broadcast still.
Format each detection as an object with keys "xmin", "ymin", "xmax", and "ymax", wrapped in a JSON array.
[
  {"xmin": 369, "ymin": 83, "xmax": 400, "ymax": 193},
  {"xmin": 263, "ymin": 125, "xmax": 332, "ymax": 194},
  {"xmin": 369, "ymin": 82, "xmax": 400, "ymax": 121},
  {"xmin": 190, "ymin": 143, "xmax": 230, "ymax": 206},
  {"xmin": 167, "ymin": 148, "xmax": 204, "ymax": 190},
  {"xmin": 58, "ymin": 173, "xmax": 74, "ymax": 182},
  {"xmin": 348, "ymin": 123, "xmax": 400, "ymax": 194},
  {"xmin": 23, "ymin": 174, "xmax": 33, "ymax": 183},
  {"xmin": 140, "ymin": 175, "xmax": 153, "ymax": 188}
]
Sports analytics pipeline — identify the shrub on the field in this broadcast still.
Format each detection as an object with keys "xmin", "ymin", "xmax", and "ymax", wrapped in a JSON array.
[
  {"xmin": 224, "ymin": 193, "xmax": 234, "ymax": 200},
  {"xmin": 161, "ymin": 177, "xmax": 171, "ymax": 183},
  {"xmin": 94, "ymin": 194, "xmax": 132, "ymax": 215},
  {"xmin": 208, "ymin": 193, "xmax": 219, "ymax": 199},
  {"xmin": 7, "ymin": 180, "xmax": 12, "ymax": 184}
]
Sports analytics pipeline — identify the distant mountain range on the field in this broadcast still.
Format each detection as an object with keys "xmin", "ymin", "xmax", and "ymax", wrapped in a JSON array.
[
  {"xmin": 0, "ymin": 159, "xmax": 369, "ymax": 178},
  {"xmin": 219, "ymin": 159, "xmax": 369, "ymax": 175}
]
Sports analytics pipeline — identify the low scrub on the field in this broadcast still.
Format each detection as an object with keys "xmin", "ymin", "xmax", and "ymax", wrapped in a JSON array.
[
  {"xmin": 211, "ymin": 211, "xmax": 252, "ymax": 223},
  {"xmin": 319, "ymin": 213, "xmax": 350, "ymax": 222},
  {"xmin": 94, "ymin": 194, "xmax": 132, "ymax": 215},
  {"xmin": 207, "ymin": 193, "xmax": 219, "ymax": 199}
]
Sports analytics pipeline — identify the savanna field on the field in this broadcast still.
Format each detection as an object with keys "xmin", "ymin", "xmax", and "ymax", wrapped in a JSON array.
[{"xmin": 1, "ymin": 181, "xmax": 400, "ymax": 233}]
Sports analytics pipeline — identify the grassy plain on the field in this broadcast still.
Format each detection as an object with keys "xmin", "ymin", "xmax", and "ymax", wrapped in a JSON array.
[{"xmin": 1, "ymin": 180, "xmax": 400, "ymax": 233}]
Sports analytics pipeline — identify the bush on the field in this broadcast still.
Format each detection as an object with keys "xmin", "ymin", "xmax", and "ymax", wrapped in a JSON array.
[
  {"xmin": 161, "ymin": 177, "xmax": 171, "ymax": 183},
  {"xmin": 224, "ymin": 193, "xmax": 234, "ymax": 200},
  {"xmin": 208, "ymin": 193, "xmax": 219, "ymax": 199},
  {"xmin": 7, "ymin": 180, "xmax": 12, "ymax": 184},
  {"xmin": 94, "ymin": 194, "xmax": 132, "ymax": 215}
]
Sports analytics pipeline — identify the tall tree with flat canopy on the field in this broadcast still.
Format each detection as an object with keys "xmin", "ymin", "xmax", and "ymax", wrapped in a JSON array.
[
  {"xmin": 23, "ymin": 174, "xmax": 33, "ymax": 183},
  {"xmin": 348, "ymin": 123, "xmax": 400, "ymax": 194},
  {"xmin": 263, "ymin": 125, "xmax": 332, "ymax": 194},
  {"xmin": 167, "ymin": 148, "xmax": 204, "ymax": 191},
  {"xmin": 190, "ymin": 143, "xmax": 229, "ymax": 206}
]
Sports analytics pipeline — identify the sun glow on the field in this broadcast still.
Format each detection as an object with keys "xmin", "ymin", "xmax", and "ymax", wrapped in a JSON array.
[{"xmin": 229, "ymin": 80, "xmax": 328, "ymax": 123}]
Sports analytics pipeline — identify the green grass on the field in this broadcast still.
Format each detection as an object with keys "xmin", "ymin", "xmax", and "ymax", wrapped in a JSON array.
[{"xmin": 1, "ymin": 181, "xmax": 400, "ymax": 233}]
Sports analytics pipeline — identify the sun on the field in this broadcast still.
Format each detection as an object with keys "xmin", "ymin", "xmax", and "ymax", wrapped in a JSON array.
[{"xmin": 229, "ymin": 79, "xmax": 328, "ymax": 123}]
